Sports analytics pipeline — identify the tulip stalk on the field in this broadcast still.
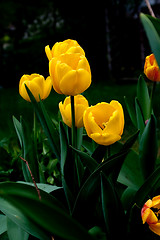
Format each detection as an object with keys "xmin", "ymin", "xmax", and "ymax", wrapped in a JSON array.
[
  {"xmin": 70, "ymin": 96, "xmax": 81, "ymax": 187},
  {"xmin": 149, "ymin": 81, "xmax": 156, "ymax": 117}
]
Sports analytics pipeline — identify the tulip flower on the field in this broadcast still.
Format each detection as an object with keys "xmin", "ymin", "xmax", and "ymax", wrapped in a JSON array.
[
  {"xmin": 49, "ymin": 53, "xmax": 91, "ymax": 96},
  {"xmin": 141, "ymin": 195, "xmax": 160, "ymax": 236},
  {"xmin": 45, "ymin": 39, "xmax": 85, "ymax": 61},
  {"xmin": 19, "ymin": 74, "xmax": 52, "ymax": 102},
  {"xmin": 83, "ymin": 100, "xmax": 124, "ymax": 146},
  {"xmin": 144, "ymin": 53, "xmax": 160, "ymax": 81},
  {"xmin": 59, "ymin": 95, "xmax": 89, "ymax": 128}
]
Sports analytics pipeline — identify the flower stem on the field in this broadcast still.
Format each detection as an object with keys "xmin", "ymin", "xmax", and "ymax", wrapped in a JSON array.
[
  {"xmin": 71, "ymin": 96, "xmax": 76, "ymax": 148},
  {"xmin": 149, "ymin": 81, "xmax": 156, "ymax": 117},
  {"xmin": 33, "ymin": 110, "xmax": 38, "ymax": 155},
  {"xmin": 145, "ymin": 0, "xmax": 155, "ymax": 17},
  {"xmin": 70, "ymin": 96, "xmax": 80, "ymax": 188}
]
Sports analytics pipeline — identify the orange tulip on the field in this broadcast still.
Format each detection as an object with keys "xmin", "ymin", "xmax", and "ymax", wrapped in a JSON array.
[
  {"xmin": 144, "ymin": 53, "xmax": 160, "ymax": 81},
  {"xmin": 141, "ymin": 195, "xmax": 160, "ymax": 236}
]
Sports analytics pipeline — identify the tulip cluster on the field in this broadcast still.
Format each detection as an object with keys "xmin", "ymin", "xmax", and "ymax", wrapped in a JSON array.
[{"xmin": 19, "ymin": 39, "xmax": 125, "ymax": 146}]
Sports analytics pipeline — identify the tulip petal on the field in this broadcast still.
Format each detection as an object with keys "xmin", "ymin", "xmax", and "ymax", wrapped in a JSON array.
[
  {"xmin": 75, "ymin": 69, "xmax": 91, "ymax": 95},
  {"xmin": 60, "ymin": 69, "xmax": 91, "ymax": 96},
  {"xmin": 91, "ymin": 103, "xmax": 115, "ymax": 129},
  {"xmin": 20, "ymin": 82, "xmax": 31, "ymax": 102},
  {"xmin": 75, "ymin": 104, "xmax": 88, "ymax": 128},
  {"xmin": 90, "ymin": 132, "xmax": 121, "ymax": 146},
  {"xmin": 78, "ymin": 56, "xmax": 91, "ymax": 73},
  {"xmin": 45, "ymin": 45, "xmax": 53, "ymax": 61},
  {"xmin": 103, "ymin": 110, "xmax": 123, "ymax": 136},
  {"xmin": 145, "ymin": 66, "xmax": 160, "ymax": 81},
  {"xmin": 49, "ymin": 58, "xmax": 62, "ymax": 94},
  {"xmin": 110, "ymin": 100, "xmax": 124, "ymax": 135},
  {"xmin": 59, "ymin": 102, "xmax": 72, "ymax": 128},
  {"xmin": 149, "ymin": 222, "xmax": 160, "ymax": 236},
  {"xmin": 66, "ymin": 46, "xmax": 85, "ymax": 56},
  {"xmin": 59, "ymin": 53, "xmax": 80, "ymax": 70},
  {"xmin": 152, "ymin": 195, "xmax": 160, "ymax": 209},
  {"xmin": 21, "ymin": 81, "xmax": 42, "ymax": 102},
  {"xmin": 59, "ymin": 70, "xmax": 77, "ymax": 95},
  {"xmin": 43, "ymin": 76, "xmax": 52, "ymax": 100},
  {"xmin": 84, "ymin": 111, "xmax": 102, "ymax": 136}
]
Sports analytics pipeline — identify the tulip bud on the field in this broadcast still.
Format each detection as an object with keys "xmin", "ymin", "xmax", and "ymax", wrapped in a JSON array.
[
  {"xmin": 19, "ymin": 74, "xmax": 52, "ymax": 102},
  {"xmin": 59, "ymin": 95, "xmax": 89, "ymax": 128},
  {"xmin": 83, "ymin": 100, "xmax": 124, "ymax": 146},
  {"xmin": 144, "ymin": 53, "xmax": 160, "ymax": 81}
]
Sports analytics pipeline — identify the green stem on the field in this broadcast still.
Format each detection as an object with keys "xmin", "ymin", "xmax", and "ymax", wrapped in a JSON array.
[
  {"xmin": 33, "ymin": 110, "xmax": 38, "ymax": 156},
  {"xmin": 71, "ymin": 96, "xmax": 76, "ymax": 148},
  {"xmin": 70, "ymin": 96, "xmax": 80, "ymax": 187},
  {"xmin": 149, "ymin": 81, "xmax": 156, "ymax": 117}
]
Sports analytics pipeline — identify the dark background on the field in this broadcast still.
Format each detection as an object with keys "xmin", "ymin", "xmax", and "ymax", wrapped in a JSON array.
[{"xmin": 0, "ymin": 0, "xmax": 159, "ymax": 87}]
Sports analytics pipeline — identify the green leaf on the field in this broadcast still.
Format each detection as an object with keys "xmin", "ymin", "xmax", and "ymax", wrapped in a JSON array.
[
  {"xmin": 72, "ymin": 150, "xmax": 128, "ymax": 216},
  {"xmin": 124, "ymin": 96, "xmax": 137, "ymax": 127},
  {"xmin": 39, "ymin": 99, "xmax": 60, "ymax": 155},
  {"xmin": 121, "ymin": 187, "xmax": 137, "ymax": 210},
  {"xmin": 0, "ymin": 182, "xmax": 95, "ymax": 240},
  {"xmin": 118, "ymin": 150, "xmax": 143, "ymax": 189},
  {"xmin": 70, "ymin": 146, "xmax": 98, "ymax": 173},
  {"xmin": 17, "ymin": 181, "xmax": 62, "ymax": 193},
  {"xmin": 92, "ymin": 145, "xmax": 107, "ymax": 163},
  {"xmin": 88, "ymin": 226, "xmax": 106, "ymax": 240},
  {"xmin": 139, "ymin": 114, "xmax": 158, "ymax": 179},
  {"xmin": 101, "ymin": 173, "xmax": 126, "ymax": 239},
  {"xmin": 13, "ymin": 116, "xmax": 23, "ymax": 148},
  {"xmin": 140, "ymin": 13, "xmax": 160, "ymax": 67},
  {"xmin": 134, "ymin": 166, "xmax": 160, "ymax": 207},
  {"xmin": 20, "ymin": 117, "xmax": 39, "ymax": 182},
  {"xmin": 137, "ymin": 74, "xmax": 150, "ymax": 121},
  {"xmin": 59, "ymin": 122, "xmax": 75, "ymax": 212},
  {"xmin": 25, "ymin": 85, "xmax": 60, "ymax": 160},
  {"xmin": 121, "ymin": 130, "xmax": 139, "ymax": 151},
  {"xmin": 135, "ymin": 97, "xmax": 145, "ymax": 137},
  {"xmin": 0, "ymin": 214, "xmax": 7, "ymax": 235},
  {"xmin": 111, "ymin": 130, "xmax": 140, "ymax": 182},
  {"xmin": 13, "ymin": 116, "xmax": 38, "ymax": 183},
  {"xmin": 7, "ymin": 218, "xmax": 29, "ymax": 240}
]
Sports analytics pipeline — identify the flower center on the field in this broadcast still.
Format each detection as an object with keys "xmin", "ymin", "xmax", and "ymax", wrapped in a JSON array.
[
  {"xmin": 152, "ymin": 208, "xmax": 160, "ymax": 220},
  {"xmin": 102, "ymin": 122, "xmax": 108, "ymax": 129}
]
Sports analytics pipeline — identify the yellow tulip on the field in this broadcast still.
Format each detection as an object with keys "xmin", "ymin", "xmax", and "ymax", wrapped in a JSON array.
[
  {"xmin": 59, "ymin": 95, "xmax": 89, "ymax": 128},
  {"xmin": 49, "ymin": 53, "xmax": 91, "ymax": 96},
  {"xmin": 83, "ymin": 101, "xmax": 124, "ymax": 146},
  {"xmin": 45, "ymin": 39, "xmax": 85, "ymax": 61},
  {"xmin": 141, "ymin": 195, "xmax": 160, "ymax": 236},
  {"xmin": 144, "ymin": 53, "xmax": 160, "ymax": 81},
  {"xmin": 19, "ymin": 74, "xmax": 52, "ymax": 102}
]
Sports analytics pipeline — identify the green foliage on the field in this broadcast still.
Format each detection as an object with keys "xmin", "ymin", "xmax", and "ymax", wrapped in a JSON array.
[{"xmin": 140, "ymin": 13, "xmax": 160, "ymax": 67}]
